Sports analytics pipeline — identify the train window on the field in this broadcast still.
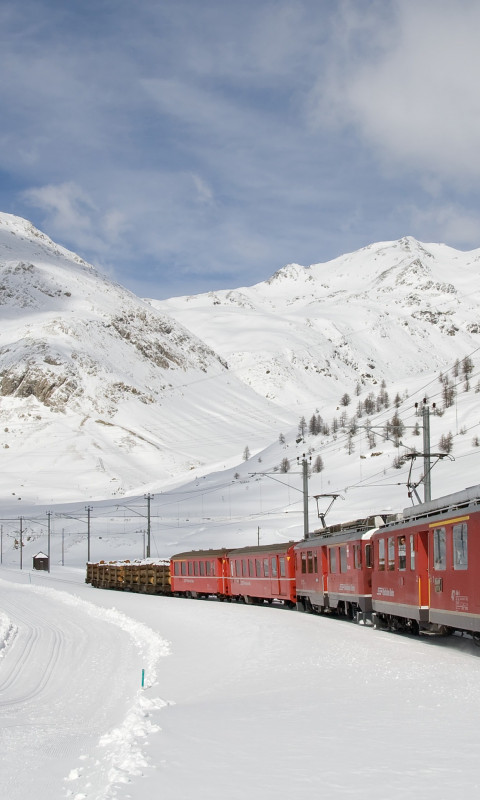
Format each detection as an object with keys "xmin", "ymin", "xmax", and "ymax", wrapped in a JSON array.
[
  {"xmin": 194, "ymin": 562, "xmax": 199, "ymax": 576},
  {"xmin": 301, "ymin": 552, "xmax": 307, "ymax": 574},
  {"xmin": 340, "ymin": 546, "xmax": 347, "ymax": 573},
  {"xmin": 263, "ymin": 558, "xmax": 269, "ymax": 577},
  {"xmin": 378, "ymin": 539, "xmax": 385, "ymax": 571},
  {"xmin": 231, "ymin": 561, "xmax": 236, "ymax": 577},
  {"xmin": 181, "ymin": 561, "xmax": 187, "ymax": 576},
  {"xmin": 398, "ymin": 536, "xmax": 406, "ymax": 571},
  {"xmin": 271, "ymin": 558, "xmax": 278, "ymax": 577},
  {"xmin": 354, "ymin": 544, "xmax": 362, "ymax": 570},
  {"xmin": 242, "ymin": 559, "xmax": 248, "ymax": 577},
  {"xmin": 314, "ymin": 553, "xmax": 318, "ymax": 573},
  {"xmin": 199, "ymin": 561, "xmax": 205, "ymax": 576},
  {"xmin": 249, "ymin": 559, "xmax": 255, "ymax": 577},
  {"xmin": 329, "ymin": 548, "xmax": 337, "ymax": 574},
  {"xmin": 453, "ymin": 523, "xmax": 468, "ymax": 570},
  {"xmin": 174, "ymin": 561, "xmax": 180, "ymax": 576},
  {"xmin": 409, "ymin": 535, "xmax": 415, "ymax": 570},
  {"xmin": 365, "ymin": 544, "xmax": 373, "ymax": 569},
  {"xmin": 433, "ymin": 527, "xmax": 446, "ymax": 570},
  {"xmin": 307, "ymin": 551, "xmax": 314, "ymax": 574},
  {"xmin": 206, "ymin": 561, "xmax": 211, "ymax": 576},
  {"xmin": 388, "ymin": 537, "xmax": 395, "ymax": 570},
  {"xmin": 188, "ymin": 561, "xmax": 194, "ymax": 576},
  {"xmin": 279, "ymin": 556, "xmax": 286, "ymax": 577},
  {"xmin": 256, "ymin": 559, "xmax": 262, "ymax": 577}
]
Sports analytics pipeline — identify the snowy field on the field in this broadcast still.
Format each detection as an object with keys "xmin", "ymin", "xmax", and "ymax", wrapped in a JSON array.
[{"xmin": 1, "ymin": 564, "xmax": 479, "ymax": 799}]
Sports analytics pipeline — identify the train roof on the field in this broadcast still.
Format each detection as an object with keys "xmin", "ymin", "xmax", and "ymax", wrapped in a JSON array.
[
  {"xmin": 171, "ymin": 542, "xmax": 298, "ymax": 560},
  {"xmin": 226, "ymin": 541, "xmax": 298, "ymax": 556},
  {"xmin": 171, "ymin": 548, "xmax": 229, "ymax": 559},
  {"xmin": 401, "ymin": 484, "xmax": 480, "ymax": 522},
  {"xmin": 310, "ymin": 515, "xmax": 393, "ymax": 539}
]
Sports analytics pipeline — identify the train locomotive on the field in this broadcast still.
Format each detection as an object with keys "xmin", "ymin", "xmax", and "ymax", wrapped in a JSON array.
[{"xmin": 86, "ymin": 483, "xmax": 480, "ymax": 643}]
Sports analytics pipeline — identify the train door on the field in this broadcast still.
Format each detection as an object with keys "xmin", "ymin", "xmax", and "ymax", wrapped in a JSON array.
[
  {"xmin": 321, "ymin": 545, "xmax": 328, "ymax": 592},
  {"xmin": 428, "ymin": 523, "xmax": 447, "ymax": 605},
  {"xmin": 416, "ymin": 529, "xmax": 429, "ymax": 608},
  {"xmin": 221, "ymin": 556, "xmax": 230, "ymax": 597},
  {"xmin": 271, "ymin": 555, "xmax": 280, "ymax": 596}
]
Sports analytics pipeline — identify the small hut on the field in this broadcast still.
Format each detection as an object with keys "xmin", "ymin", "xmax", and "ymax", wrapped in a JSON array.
[{"xmin": 33, "ymin": 552, "xmax": 49, "ymax": 571}]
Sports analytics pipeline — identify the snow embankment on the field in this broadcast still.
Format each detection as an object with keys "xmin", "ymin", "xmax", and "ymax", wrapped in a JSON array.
[{"xmin": 0, "ymin": 578, "xmax": 170, "ymax": 800}]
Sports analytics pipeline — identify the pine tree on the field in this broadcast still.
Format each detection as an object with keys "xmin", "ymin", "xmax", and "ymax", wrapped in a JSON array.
[
  {"xmin": 313, "ymin": 455, "xmax": 324, "ymax": 473},
  {"xmin": 390, "ymin": 412, "xmax": 405, "ymax": 444},
  {"xmin": 439, "ymin": 432, "xmax": 453, "ymax": 454}
]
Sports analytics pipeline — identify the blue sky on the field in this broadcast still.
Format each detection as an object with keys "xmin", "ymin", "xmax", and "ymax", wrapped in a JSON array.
[{"xmin": 2, "ymin": 0, "xmax": 480, "ymax": 298}]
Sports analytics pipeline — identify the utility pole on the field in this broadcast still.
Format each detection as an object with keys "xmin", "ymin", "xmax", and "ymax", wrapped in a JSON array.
[
  {"xmin": 297, "ymin": 454, "xmax": 311, "ymax": 540},
  {"xmin": 46, "ymin": 511, "xmax": 51, "ymax": 573},
  {"xmin": 144, "ymin": 494, "xmax": 154, "ymax": 558},
  {"xmin": 422, "ymin": 401, "xmax": 432, "ymax": 502},
  {"xmin": 1, "ymin": 524, "xmax": 2, "ymax": 565},
  {"xmin": 85, "ymin": 506, "xmax": 93, "ymax": 562}
]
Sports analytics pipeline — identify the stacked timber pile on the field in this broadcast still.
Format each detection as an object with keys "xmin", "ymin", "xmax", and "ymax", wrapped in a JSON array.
[{"xmin": 86, "ymin": 559, "xmax": 171, "ymax": 594}]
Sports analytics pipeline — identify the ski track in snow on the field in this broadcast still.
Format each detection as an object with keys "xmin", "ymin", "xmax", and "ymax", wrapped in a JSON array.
[{"xmin": 0, "ymin": 578, "xmax": 170, "ymax": 799}]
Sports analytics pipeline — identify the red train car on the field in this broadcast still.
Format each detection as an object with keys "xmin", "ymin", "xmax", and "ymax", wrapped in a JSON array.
[
  {"xmin": 371, "ymin": 485, "xmax": 480, "ymax": 637},
  {"xmin": 170, "ymin": 549, "xmax": 229, "ymax": 599},
  {"xmin": 228, "ymin": 542, "xmax": 297, "ymax": 606},
  {"xmin": 294, "ymin": 516, "xmax": 387, "ymax": 619}
]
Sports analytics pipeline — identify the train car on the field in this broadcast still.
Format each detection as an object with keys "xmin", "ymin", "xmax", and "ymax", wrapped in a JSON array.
[
  {"xmin": 227, "ymin": 542, "xmax": 297, "ymax": 606},
  {"xmin": 371, "ymin": 485, "xmax": 480, "ymax": 637},
  {"xmin": 170, "ymin": 548, "xmax": 230, "ymax": 599},
  {"xmin": 86, "ymin": 559, "xmax": 171, "ymax": 594},
  {"xmin": 294, "ymin": 516, "xmax": 386, "ymax": 619}
]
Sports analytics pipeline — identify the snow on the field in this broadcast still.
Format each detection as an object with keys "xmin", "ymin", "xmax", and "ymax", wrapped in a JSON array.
[
  {"xmin": 1, "ymin": 565, "xmax": 479, "ymax": 799},
  {"xmin": 2, "ymin": 214, "xmax": 480, "ymax": 796}
]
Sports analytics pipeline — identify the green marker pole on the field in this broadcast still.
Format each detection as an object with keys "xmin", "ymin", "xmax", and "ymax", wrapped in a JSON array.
[{"xmin": 141, "ymin": 668, "xmax": 145, "ymax": 688}]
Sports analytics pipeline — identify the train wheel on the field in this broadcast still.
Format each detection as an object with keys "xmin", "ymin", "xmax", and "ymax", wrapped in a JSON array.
[{"xmin": 409, "ymin": 619, "xmax": 420, "ymax": 636}]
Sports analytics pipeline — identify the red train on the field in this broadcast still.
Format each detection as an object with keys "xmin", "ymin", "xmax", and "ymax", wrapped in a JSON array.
[
  {"xmin": 171, "ymin": 542, "xmax": 297, "ymax": 606},
  {"xmin": 169, "ymin": 484, "xmax": 480, "ymax": 641}
]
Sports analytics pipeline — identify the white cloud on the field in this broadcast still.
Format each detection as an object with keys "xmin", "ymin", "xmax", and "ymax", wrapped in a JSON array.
[
  {"xmin": 23, "ymin": 182, "xmax": 96, "ymax": 235},
  {"xmin": 311, "ymin": 1, "xmax": 480, "ymax": 183}
]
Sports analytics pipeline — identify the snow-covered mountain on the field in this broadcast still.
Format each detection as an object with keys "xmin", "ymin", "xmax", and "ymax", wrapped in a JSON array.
[
  {"xmin": 0, "ymin": 213, "xmax": 289, "ymax": 503},
  {"xmin": 155, "ymin": 236, "xmax": 480, "ymax": 410},
  {"xmin": 2, "ymin": 213, "xmax": 480, "ymax": 541}
]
